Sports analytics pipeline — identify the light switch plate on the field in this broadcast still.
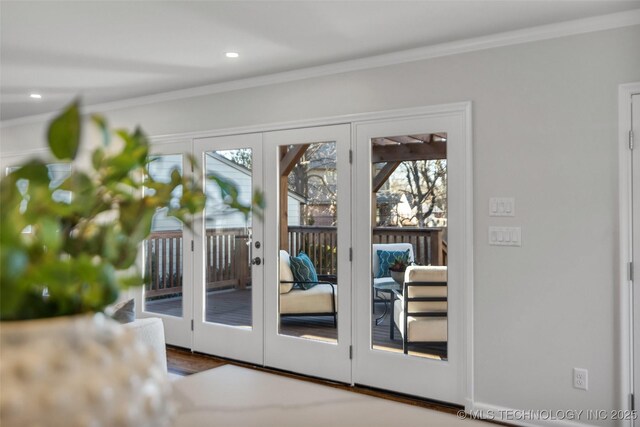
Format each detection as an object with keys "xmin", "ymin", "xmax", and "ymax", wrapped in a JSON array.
[
  {"xmin": 489, "ymin": 226, "xmax": 521, "ymax": 246},
  {"xmin": 489, "ymin": 197, "xmax": 515, "ymax": 217}
]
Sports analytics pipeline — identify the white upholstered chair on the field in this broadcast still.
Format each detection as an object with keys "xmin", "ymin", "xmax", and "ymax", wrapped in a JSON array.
[
  {"xmin": 123, "ymin": 317, "xmax": 167, "ymax": 372},
  {"xmin": 392, "ymin": 265, "xmax": 448, "ymax": 354},
  {"xmin": 278, "ymin": 250, "xmax": 338, "ymax": 327}
]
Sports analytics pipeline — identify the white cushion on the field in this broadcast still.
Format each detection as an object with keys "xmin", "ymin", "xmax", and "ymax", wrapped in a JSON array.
[
  {"xmin": 398, "ymin": 297, "xmax": 447, "ymax": 313},
  {"xmin": 401, "ymin": 265, "xmax": 447, "ymax": 311},
  {"xmin": 394, "ymin": 299, "xmax": 447, "ymax": 342},
  {"xmin": 279, "ymin": 250, "xmax": 294, "ymax": 294},
  {"xmin": 280, "ymin": 284, "xmax": 336, "ymax": 314},
  {"xmin": 123, "ymin": 317, "xmax": 167, "ymax": 372},
  {"xmin": 372, "ymin": 243, "xmax": 414, "ymax": 277},
  {"xmin": 405, "ymin": 265, "xmax": 447, "ymax": 283},
  {"xmin": 394, "ymin": 266, "xmax": 448, "ymax": 343}
]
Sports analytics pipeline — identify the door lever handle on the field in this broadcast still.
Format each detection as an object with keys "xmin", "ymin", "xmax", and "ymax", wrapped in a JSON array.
[{"xmin": 251, "ymin": 257, "xmax": 262, "ymax": 266}]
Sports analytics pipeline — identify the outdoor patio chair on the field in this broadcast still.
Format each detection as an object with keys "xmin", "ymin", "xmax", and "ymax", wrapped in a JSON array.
[
  {"xmin": 372, "ymin": 242, "xmax": 414, "ymax": 302},
  {"xmin": 279, "ymin": 250, "xmax": 338, "ymax": 327},
  {"xmin": 392, "ymin": 265, "xmax": 448, "ymax": 354}
]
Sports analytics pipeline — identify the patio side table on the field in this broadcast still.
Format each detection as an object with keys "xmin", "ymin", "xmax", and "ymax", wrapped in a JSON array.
[{"xmin": 373, "ymin": 281, "xmax": 401, "ymax": 339}]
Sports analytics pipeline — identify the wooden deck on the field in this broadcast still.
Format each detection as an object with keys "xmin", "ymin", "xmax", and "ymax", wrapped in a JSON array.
[{"xmin": 147, "ymin": 289, "xmax": 446, "ymax": 358}]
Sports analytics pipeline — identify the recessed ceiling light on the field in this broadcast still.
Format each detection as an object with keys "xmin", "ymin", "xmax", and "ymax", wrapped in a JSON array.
[
  {"xmin": 29, "ymin": 93, "xmax": 42, "ymax": 99},
  {"xmin": 225, "ymin": 52, "xmax": 239, "ymax": 58}
]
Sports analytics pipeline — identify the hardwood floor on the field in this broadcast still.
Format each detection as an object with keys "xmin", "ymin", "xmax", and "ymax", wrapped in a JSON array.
[{"xmin": 167, "ymin": 346, "xmax": 227, "ymax": 376}]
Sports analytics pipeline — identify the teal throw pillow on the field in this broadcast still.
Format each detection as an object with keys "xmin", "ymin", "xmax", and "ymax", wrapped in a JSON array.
[
  {"xmin": 376, "ymin": 249, "xmax": 410, "ymax": 278},
  {"xmin": 289, "ymin": 252, "xmax": 318, "ymax": 290}
]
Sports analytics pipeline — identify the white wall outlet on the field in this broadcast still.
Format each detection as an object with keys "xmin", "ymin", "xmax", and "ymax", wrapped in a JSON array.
[
  {"xmin": 489, "ymin": 197, "xmax": 515, "ymax": 217},
  {"xmin": 573, "ymin": 368, "xmax": 588, "ymax": 390},
  {"xmin": 488, "ymin": 226, "xmax": 521, "ymax": 246}
]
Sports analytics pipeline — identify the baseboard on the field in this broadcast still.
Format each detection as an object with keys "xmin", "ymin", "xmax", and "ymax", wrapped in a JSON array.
[{"xmin": 468, "ymin": 402, "xmax": 594, "ymax": 427}]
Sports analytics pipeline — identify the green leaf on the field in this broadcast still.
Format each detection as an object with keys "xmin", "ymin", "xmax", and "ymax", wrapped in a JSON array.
[
  {"xmin": 38, "ymin": 217, "xmax": 62, "ymax": 252},
  {"xmin": 170, "ymin": 168, "xmax": 182, "ymax": 186},
  {"xmin": 252, "ymin": 189, "xmax": 265, "ymax": 219},
  {"xmin": 92, "ymin": 148, "xmax": 105, "ymax": 170},
  {"xmin": 208, "ymin": 174, "xmax": 239, "ymax": 201},
  {"xmin": 1, "ymin": 248, "xmax": 28, "ymax": 280},
  {"xmin": 12, "ymin": 160, "xmax": 50, "ymax": 184},
  {"xmin": 47, "ymin": 100, "xmax": 81, "ymax": 160},
  {"xmin": 119, "ymin": 273, "xmax": 145, "ymax": 289},
  {"xmin": 91, "ymin": 114, "xmax": 110, "ymax": 146}
]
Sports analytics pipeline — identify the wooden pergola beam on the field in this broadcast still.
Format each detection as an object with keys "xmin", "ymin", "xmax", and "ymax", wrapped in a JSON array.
[
  {"xmin": 279, "ymin": 144, "xmax": 310, "ymax": 250},
  {"xmin": 371, "ymin": 140, "xmax": 446, "ymax": 163},
  {"xmin": 280, "ymin": 144, "xmax": 310, "ymax": 176},
  {"xmin": 371, "ymin": 133, "xmax": 447, "ymax": 145},
  {"xmin": 386, "ymin": 136, "xmax": 423, "ymax": 144},
  {"xmin": 372, "ymin": 161, "xmax": 401, "ymax": 192}
]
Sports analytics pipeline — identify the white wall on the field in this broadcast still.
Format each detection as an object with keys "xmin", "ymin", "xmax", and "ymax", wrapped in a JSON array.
[{"xmin": 2, "ymin": 25, "xmax": 639, "ymax": 426}]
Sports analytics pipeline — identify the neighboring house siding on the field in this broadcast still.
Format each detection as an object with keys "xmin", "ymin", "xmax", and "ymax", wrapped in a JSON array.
[{"xmin": 149, "ymin": 154, "xmax": 300, "ymax": 231}]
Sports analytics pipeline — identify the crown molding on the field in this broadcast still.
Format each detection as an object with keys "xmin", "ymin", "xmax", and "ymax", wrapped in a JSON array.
[{"xmin": 2, "ymin": 8, "xmax": 639, "ymax": 129}]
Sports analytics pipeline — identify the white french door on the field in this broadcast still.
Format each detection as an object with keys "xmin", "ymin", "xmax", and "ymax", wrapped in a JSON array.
[
  {"xmin": 191, "ymin": 133, "xmax": 265, "ymax": 364},
  {"xmin": 263, "ymin": 124, "xmax": 352, "ymax": 383},
  {"xmin": 138, "ymin": 140, "xmax": 194, "ymax": 349},
  {"xmin": 135, "ymin": 106, "xmax": 471, "ymax": 404},
  {"xmin": 352, "ymin": 111, "xmax": 471, "ymax": 405}
]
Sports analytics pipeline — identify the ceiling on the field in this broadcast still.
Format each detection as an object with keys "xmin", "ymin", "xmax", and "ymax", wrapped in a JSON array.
[{"xmin": 2, "ymin": 0, "xmax": 639, "ymax": 121}]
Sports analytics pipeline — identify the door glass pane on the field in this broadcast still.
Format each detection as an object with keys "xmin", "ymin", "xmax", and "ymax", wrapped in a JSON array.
[
  {"xmin": 204, "ymin": 149, "xmax": 253, "ymax": 328},
  {"xmin": 144, "ymin": 154, "xmax": 184, "ymax": 317},
  {"xmin": 278, "ymin": 141, "xmax": 338, "ymax": 343},
  {"xmin": 370, "ymin": 133, "xmax": 448, "ymax": 360}
]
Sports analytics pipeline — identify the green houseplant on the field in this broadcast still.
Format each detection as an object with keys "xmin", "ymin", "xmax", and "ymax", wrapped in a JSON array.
[
  {"xmin": 388, "ymin": 255, "xmax": 410, "ymax": 273},
  {"xmin": 0, "ymin": 100, "xmax": 262, "ymax": 427},
  {"xmin": 0, "ymin": 100, "xmax": 260, "ymax": 320},
  {"xmin": 388, "ymin": 255, "xmax": 410, "ymax": 285}
]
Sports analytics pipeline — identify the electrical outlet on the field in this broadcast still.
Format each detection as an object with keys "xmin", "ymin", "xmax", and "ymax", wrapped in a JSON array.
[{"xmin": 573, "ymin": 368, "xmax": 588, "ymax": 390}]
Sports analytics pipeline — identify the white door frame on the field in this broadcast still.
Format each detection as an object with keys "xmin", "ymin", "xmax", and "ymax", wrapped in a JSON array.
[
  {"xmin": 136, "ymin": 139, "xmax": 194, "ymax": 349},
  {"xmin": 263, "ymin": 124, "xmax": 352, "ymax": 383},
  {"xmin": 351, "ymin": 103, "xmax": 473, "ymax": 405},
  {"xmin": 191, "ymin": 133, "xmax": 265, "ymax": 365},
  {"xmin": 619, "ymin": 82, "xmax": 640, "ymax": 426}
]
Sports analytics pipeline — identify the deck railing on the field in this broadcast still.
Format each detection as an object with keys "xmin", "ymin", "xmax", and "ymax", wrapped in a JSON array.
[
  {"xmin": 144, "ymin": 228, "xmax": 250, "ymax": 298},
  {"xmin": 145, "ymin": 226, "xmax": 446, "ymax": 298},
  {"xmin": 144, "ymin": 230, "xmax": 182, "ymax": 298},
  {"xmin": 371, "ymin": 227, "xmax": 446, "ymax": 267},
  {"xmin": 288, "ymin": 226, "xmax": 446, "ymax": 274}
]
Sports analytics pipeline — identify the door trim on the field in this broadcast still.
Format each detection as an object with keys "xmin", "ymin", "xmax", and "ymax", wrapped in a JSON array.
[
  {"xmin": 145, "ymin": 102, "xmax": 473, "ymax": 403},
  {"xmin": 619, "ymin": 82, "xmax": 640, "ymax": 425},
  {"xmin": 149, "ymin": 102, "xmax": 473, "ymax": 144}
]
